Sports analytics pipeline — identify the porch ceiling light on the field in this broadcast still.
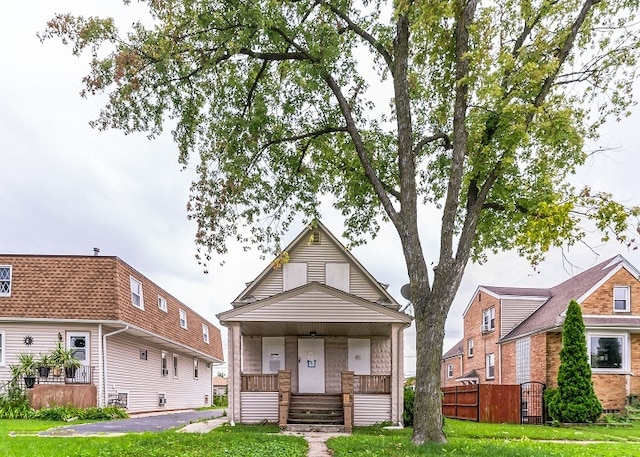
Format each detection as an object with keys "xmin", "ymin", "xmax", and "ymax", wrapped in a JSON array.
[{"xmin": 310, "ymin": 331, "xmax": 316, "ymax": 338}]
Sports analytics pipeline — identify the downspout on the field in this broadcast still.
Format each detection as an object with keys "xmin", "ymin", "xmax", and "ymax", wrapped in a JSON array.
[
  {"xmin": 498, "ymin": 342, "xmax": 502, "ymax": 384},
  {"xmin": 98, "ymin": 324, "xmax": 103, "ymax": 407},
  {"xmin": 103, "ymin": 325, "xmax": 129, "ymax": 405}
]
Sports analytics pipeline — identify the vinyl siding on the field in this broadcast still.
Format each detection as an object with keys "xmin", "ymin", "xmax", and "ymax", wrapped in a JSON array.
[
  {"xmin": 0, "ymin": 322, "xmax": 99, "ymax": 386},
  {"xmin": 500, "ymin": 299, "xmax": 545, "ymax": 338},
  {"xmin": 233, "ymin": 290, "xmax": 397, "ymax": 322},
  {"xmin": 250, "ymin": 233, "xmax": 381, "ymax": 302},
  {"xmin": 240, "ymin": 392, "xmax": 278, "ymax": 423},
  {"xmin": 104, "ymin": 332, "xmax": 212, "ymax": 413},
  {"xmin": 354, "ymin": 394, "xmax": 391, "ymax": 425}
]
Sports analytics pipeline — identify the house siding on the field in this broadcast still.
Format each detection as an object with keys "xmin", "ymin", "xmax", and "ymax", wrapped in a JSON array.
[
  {"xmin": 500, "ymin": 299, "xmax": 545, "ymax": 338},
  {"xmin": 240, "ymin": 392, "xmax": 278, "ymax": 423},
  {"xmin": 354, "ymin": 394, "xmax": 391, "ymax": 425},
  {"xmin": 105, "ymin": 332, "xmax": 212, "ymax": 413},
  {"xmin": 249, "ymin": 234, "xmax": 382, "ymax": 302}
]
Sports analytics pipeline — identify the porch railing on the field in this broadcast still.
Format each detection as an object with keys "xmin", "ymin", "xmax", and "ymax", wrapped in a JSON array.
[
  {"xmin": 354, "ymin": 375, "xmax": 391, "ymax": 394},
  {"xmin": 241, "ymin": 373, "xmax": 279, "ymax": 392}
]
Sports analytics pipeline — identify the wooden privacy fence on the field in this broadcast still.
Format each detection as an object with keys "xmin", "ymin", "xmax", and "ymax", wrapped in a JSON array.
[{"xmin": 442, "ymin": 384, "xmax": 521, "ymax": 424}]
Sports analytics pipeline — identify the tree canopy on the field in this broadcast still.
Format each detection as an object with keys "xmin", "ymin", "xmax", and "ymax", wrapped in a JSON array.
[{"xmin": 42, "ymin": 0, "xmax": 640, "ymax": 443}]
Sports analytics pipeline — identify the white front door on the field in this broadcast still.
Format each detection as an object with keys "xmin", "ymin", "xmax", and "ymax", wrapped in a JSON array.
[
  {"xmin": 298, "ymin": 338, "xmax": 325, "ymax": 393},
  {"xmin": 67, "ymin": 331, "xmax": 90, "ymax": 382}
]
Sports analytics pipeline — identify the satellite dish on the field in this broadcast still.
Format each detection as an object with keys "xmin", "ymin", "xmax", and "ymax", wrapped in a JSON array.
[{"xmin": 400, "ymin": 283, "xmax": 411, "ymax": 300}]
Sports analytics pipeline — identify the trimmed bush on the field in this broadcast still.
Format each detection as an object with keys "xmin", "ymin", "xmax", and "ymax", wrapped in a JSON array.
[
  {"xmin": 403, "ymin": 387, "xmax": 415, "ymax": 426},
  {"xmin": 547, "ymin": 300, "xmax": 602, "ymax": 423}
]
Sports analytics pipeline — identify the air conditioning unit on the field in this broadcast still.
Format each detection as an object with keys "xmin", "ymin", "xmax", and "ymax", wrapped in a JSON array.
[
  {"xmin": 158, "ymin": 393, "xmax": 167, "ymax": 407},
  {"xmin": 481, "ymin": 323, "xmax": 490, "ymax": 333},
  {"xmin": 162, "ymin": 368, "xmax": 169, "ymax": 376}
]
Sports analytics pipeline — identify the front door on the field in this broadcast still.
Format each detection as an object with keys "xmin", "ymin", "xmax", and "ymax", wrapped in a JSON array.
[
  {"xmin": 298, "ymin": 338, "xmax": 325, "ymax": 393},
  {"xmin": 66, "ymin": 332, "xmax": 90, "ymax": 382}
]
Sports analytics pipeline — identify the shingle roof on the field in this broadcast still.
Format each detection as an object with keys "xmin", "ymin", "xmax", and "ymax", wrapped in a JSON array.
[
  {"xmin": 482, "ymin": 286, "xmax": 551, "ymax": 297},
  {"xmin": 442, "ymin": 338, "xmax": 464, "ymax": 359},
  {"xmin": 500, "ymin": 255, "xmax": 630, "ymax": 342}
]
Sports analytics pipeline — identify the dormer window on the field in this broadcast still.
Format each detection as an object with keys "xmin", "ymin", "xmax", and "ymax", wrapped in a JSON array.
[{"xmin": 613, "ymin": 286, "xmax": 630, "ymax": 312}]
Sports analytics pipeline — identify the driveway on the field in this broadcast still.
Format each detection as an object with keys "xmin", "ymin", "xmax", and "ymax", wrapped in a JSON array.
[{"xmin": 41, "ymin": 409, "xmax": 225, "ymax": 436}]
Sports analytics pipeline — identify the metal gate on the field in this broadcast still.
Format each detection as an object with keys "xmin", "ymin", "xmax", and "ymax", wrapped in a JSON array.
[{"xmin": 520, "ymin": 382, "xmax": 545, "ymax": 424}]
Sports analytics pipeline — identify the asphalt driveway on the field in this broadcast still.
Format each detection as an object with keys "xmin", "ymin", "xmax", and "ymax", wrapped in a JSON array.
[{"xmin": 41, "ymin": 409, "xmax": 225, "ymax": 436}]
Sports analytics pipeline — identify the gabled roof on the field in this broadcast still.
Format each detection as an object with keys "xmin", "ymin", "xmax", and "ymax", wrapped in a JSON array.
[
  {"xmin": 442, "ymin": 338, "xmax": 464, "ymax": 359},
  {"xmin": 219, "ymin": 281, "xmax": 412, "ymax": 324},
  {"xmin": 456, "ymin": 369, "xmax": 480, "ymax": 382},
  {"xmin": 500, "ymin": 255, "xmax": 639, "ymax": 342},
  {"xmin": 231, "ymin": 220, "xmax": 398, "ymax": 307},
  {"xmin": 462, "ymin": 285, "xmax": 551, "ymax": 317}
]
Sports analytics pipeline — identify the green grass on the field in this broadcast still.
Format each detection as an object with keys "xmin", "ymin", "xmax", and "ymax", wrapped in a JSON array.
[
  {"xmin": 0, "ymin": 421, "xmax": 307, "ymax": 457},
  {"xmin": 327, "ymin": 420, "xmax": 640, "ymax": 457}
]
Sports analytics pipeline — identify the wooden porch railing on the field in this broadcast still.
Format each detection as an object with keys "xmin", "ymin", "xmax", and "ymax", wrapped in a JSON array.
[
  {"xmin": 354, "ymin": 375, "xmax": 391, "ymax": 394},
  {"xmin": 241, "ymin": 373, "xmax": 278, "ymax": 392}
]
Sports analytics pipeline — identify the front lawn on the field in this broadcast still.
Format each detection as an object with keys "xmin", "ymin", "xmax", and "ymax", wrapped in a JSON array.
[
  {"xmin": 328, "ymin": 420, "xmax": 640, "ymax": 457},
  {"xmin": 0, "ymin": 421, "xmax": 307, "ymax": 457}
]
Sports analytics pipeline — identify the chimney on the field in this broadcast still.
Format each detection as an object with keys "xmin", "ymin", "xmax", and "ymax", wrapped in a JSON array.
[{"xmin": 93, "ymin": 247, "xmax": 100, "ymax": 256}]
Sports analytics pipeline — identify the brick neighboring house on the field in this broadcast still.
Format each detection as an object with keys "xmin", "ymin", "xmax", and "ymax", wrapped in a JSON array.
[
  {"xmin": 0, "ymin": 254, "xmax": 223, "ymax": 413},
  {"xmin": 441, "ymin": 254, "xmax": 640, "ymax": 411}
]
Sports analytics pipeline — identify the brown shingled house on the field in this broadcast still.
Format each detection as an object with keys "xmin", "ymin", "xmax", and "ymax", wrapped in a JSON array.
[
  {"xmin": 441, "ymin": 255, "xmax": 640, "ymax": 412},
  {"xmin": 0, "ymin": 254, "xmax": 223, "ymax": 413}
]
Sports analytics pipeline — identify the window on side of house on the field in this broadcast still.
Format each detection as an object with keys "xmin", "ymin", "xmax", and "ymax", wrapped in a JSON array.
[
  {"xmin": 130, "ymin": 276, "xmax": 144, "ymax": 309},
  {"xmin": 194, "ymin": 358, "xmax": 199, "ymax": 379},
  {"xmin": 173, "ymin": 354, "xmax": 179, "ymax": 378},
  {"xmin": 179, "ymin": 309, "xmax": 187, "ymax": 329},
  {"xmin": 161, "ymin": 351, "xmax": 168, "ymax": 377},
  {"xmin": 482, "ymin": 307, "xmax": 495, "ymax": 332},
  {"xmin": 0, "ymin": 266, "xmax": 11, "ymax": 297},
  {"xmin": 468, "ymin": 338, "xmax": 474, "ymax": 357},
  {"xmin": 447, "ymin": 363, "xmax": 453, "ymax": 379},
  {"xmin": 486, "ymin": 353, "xmax": 495, "ymax": 379},
  {"xmin": 202, "ymin": 324, "xmax": 209, "ymax": 343},
  {"xmin": 589, "ymin": 333, "xmax": 627, "ymax": 371},
  {"xmin": 158, "ymin": 296, "xmax": 167, "ymax": 312},
  {"xmin": 613, "ymin": 286, "xmax": 630, "ymax": 312}
]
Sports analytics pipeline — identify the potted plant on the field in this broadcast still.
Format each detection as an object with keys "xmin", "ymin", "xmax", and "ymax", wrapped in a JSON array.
[
  {"xmin": 17, "ymin": 352, "xmax": 37, "ymax": 388},
  {"xmin": 50, "ymin": 342, "xmax": 81, "ymax": 378},
  {"xmin": 37, "ymin": 353, "xmax": 52, "ymax": 378}
]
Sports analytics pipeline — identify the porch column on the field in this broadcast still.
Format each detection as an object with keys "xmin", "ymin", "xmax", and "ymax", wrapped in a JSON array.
[
  {"xmin": 390, "ymin": 323, "xmax": 404, "ymax": 425},
  {"xmin": 228, "ymin": 323, "xmax": 242, "ymax": 424}
]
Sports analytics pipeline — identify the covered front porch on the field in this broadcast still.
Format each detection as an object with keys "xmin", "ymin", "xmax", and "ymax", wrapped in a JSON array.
[{"xmin": 224, "ymin": 321, "xmax": 409, "ymax": 430}]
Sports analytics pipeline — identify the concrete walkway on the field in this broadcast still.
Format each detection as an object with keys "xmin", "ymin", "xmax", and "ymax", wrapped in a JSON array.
[{"xmin": 42, "ymin": 409, "xmax": 347, "ymax": 457}]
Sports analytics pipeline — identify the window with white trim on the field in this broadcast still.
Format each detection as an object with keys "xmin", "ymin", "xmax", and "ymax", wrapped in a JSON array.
[
  {"xmin": 193, "ymin": 358, "xmax": 199, "ymax": 379},
  {"xmin": 613, "ymin": 286, "xmax": 630, "ymax": 312},
  {"xmin": 202, "ymin": 324, "xmax": 209, "ymax": 343},
  {"xmin": 161, "ymin": 351, "xmax": 168, "ymax": 377},
  {"xmin": 468, "ymin": 338, "xmax": 474, "ymax": 357},
  {"xmin": 486, "ymin": 353, "xmax": 495, "ymax": 379},
  {"xmin": 0, "ymin": 266, "xmax": 11, "ymax": 297},
  {"xmin": 482, "ymin": 307, "xmax": 495, "ymax": 332},
  {"xmin": 589, "ymin": 332, "xmax": 628, "ymax": 371},
  {"xmin": 179, "ymin": 309, "xmax": 187, "ymax": 329},
  {"xmin": 173, "ymin": 354, "xmax": 179, "ymax": 378},
  {"xmin": 130, "ymin": 277, "xmax": 144, "ymax": 309},
  {"xmin": 158, "ymin": 296, "xmax": 168, "ymax": 312},
  {"xmin": 447, "ymin": 363, "xmax": 453, "ymax": 379}
]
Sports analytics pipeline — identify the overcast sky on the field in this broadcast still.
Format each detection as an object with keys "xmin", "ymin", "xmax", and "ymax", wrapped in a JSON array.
[{"xmin": 2, "ymin": 1, "xmax": 639, "ymax": 376}]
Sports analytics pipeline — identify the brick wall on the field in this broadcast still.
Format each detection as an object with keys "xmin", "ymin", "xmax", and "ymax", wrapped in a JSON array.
[
  {"xmin": 463, "ymin": 291, "xmax": 500, "ymax": 382},
  {"xmin": 501, "ymin": 341, "xmax": 516, "ymax": 384},
  {"xmin": 442, "ymin": 355, "xmax": 462, "ymax": 387},
  {"xmin": 581, "ymin": 268, "xmax": 640, "ymax": 315},
  {"xmin": 592, "ymin": 374, "xmax": 627, "ymax": 410},
  {"xmin": 632, "ymin": 334, "xmax": 640, "ymax": 397},
  {"xmin": 545, "ymin": 332, "xmax": 562, "ymax": 387},
  {"xmin": 530, "ymin": 333, "xmax": 547, "ymax": 384}
]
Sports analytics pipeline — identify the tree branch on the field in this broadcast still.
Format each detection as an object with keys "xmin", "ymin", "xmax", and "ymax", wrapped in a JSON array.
[
  {"xmin": 316, "ymin": 0, "xmax": 394, "ymax": 72},
  {"xmin": 412, "ymin": 132, "xmax": 452, "ymax": 156},
  {"xmin": 259, "ymin": 126, "xmax": 349, "ymax": 152}
]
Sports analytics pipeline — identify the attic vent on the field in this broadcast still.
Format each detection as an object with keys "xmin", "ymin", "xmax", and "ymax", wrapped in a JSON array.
[
  {"xmin": 158, "ymin": 393, "xmax": 167, "ymax": 407},
  {"xmin": 310, "ymin": 230, "xmax": 320, "ymax": 244}
]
